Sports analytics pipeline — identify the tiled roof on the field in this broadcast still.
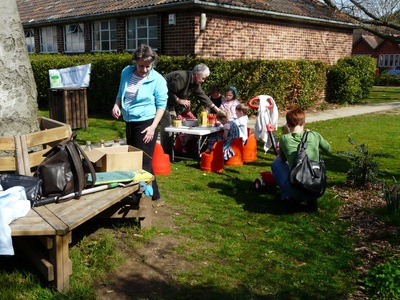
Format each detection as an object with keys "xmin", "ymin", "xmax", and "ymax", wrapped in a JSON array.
[
  {"xmin": 361, "ymin": 35, "xmax": 383, "ymax": 49},
  {"xmin": 17, "ymin": 0, "xmax": 356, "ymax": 26}
]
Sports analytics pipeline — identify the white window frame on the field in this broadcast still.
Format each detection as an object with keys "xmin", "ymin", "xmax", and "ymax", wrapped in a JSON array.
[
  {"xmin": 64, "ymin": 23, "xmax": 85, "ymax": 53},
  {"xmin": 394, "ymin": 54, "xmax": 400, "ymax": 67},
  {"xmin": 40, "ymin": 26, "xmax": 58, "ymax": 53},
  {"xmin": 379, "ymin": 54, "xmax": 389, "ymax": 67},
  {"xmin": 126, "ymin": 16, "xmax": 158, "ymax": 51},
  {"xmin": 92, "ymin": 20, "xmax": 117, "ymax": 52},
  {"xmin": 389, "ymin": 54, "xmax": 394, "ymax": 67},
  {"xmin": 378, "ymin": 54, "xmax": 384, "ymax": 67},
  {"xmin": 25, "ymin": 29, "xmax": 35, "ymax": 53}
]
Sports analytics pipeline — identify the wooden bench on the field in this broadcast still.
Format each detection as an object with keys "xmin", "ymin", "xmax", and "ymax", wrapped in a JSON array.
[
  {"xmin": 10, "ymin": 184, "xmax": 152, "ymax": 292},
  {"xmin": 1, "ymin": 117, "xmax": 153, "ymax": 292}
]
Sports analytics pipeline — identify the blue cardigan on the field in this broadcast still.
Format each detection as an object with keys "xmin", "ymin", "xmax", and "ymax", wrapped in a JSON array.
[{"xmin": 116, "ymin": 65, "xmax": 168, "ymax": 122}]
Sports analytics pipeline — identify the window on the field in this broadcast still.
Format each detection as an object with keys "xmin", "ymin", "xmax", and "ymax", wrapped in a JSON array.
[
  {"xmin": 92, "ymin": 20, "xmax": 117, "ymax": 51},
  {"xmin": 378, "ymin": 55, "xmax": 384, "ymax": 67},
  {"xmin": 385, "ymin": 54, "xmax": 389, "ymax": 66},
  {"xmin": 126, "ymin": 16, "xmax": 158, "ymax": 51},
  {"xmin": 395, "ymin": 54, "xmax": 400, "ymax": 67},
  {"xmin": 378, "ymin": 54, "xmax": 400, "ymax": 67},
  {"xmin": 389, "ymin": 54, "xmax": 394, "ymax": 67},
  {"xmin": 24, "ymin": 29, "xmax": 35, "ymax": 53},
  {"xmin": 64, "ymin": 24, "xmax": 84, "ymax": 52},
  {"xmin": 40, "ymin": 26, "xmax": 58, "ymax": 53}
]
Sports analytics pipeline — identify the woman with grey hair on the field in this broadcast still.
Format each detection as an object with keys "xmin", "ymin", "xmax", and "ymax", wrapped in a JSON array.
[
  {"xmin": 112, "ymin": 44, "xmax": 168, "ymax": 202},
  {"xmin": 160, "ymin": 63, "xmax": 219, "ymax": 153}
]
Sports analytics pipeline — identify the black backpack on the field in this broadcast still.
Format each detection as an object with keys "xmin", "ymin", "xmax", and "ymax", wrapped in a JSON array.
[{"xmin": 289, "ymin": 131, "xmax": 327, "ymax": 198}]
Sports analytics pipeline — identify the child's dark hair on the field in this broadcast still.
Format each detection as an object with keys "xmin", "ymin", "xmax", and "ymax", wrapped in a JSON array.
[
  {"xmin": 209, "ymin": 84, "xmax": 221, "ymax": 94},
  {"xmin": 236, "ymin": 104, "xmax": 249, "ymax": 115}
]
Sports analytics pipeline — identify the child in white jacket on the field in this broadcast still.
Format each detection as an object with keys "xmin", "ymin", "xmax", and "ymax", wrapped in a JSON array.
[{"xmin": 234, "ymin": 104, "xmax": 249, "ymax": 144}]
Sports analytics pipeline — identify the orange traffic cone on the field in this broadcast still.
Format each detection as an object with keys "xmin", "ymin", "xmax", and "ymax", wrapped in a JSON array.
[{"xmin": 152, "ymin": 143, "xmax": 171, "ymax": 175}]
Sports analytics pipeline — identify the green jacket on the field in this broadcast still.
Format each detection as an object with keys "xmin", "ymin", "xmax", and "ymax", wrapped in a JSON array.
[{"xmin": 279, "ymin": 131, "xmax": 331, "ymax": 168}]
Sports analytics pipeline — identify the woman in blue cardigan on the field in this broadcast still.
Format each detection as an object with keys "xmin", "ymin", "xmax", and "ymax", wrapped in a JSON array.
[{"xmin": 112, "ymin": 44, "xmax": 168, "ymax": 202}]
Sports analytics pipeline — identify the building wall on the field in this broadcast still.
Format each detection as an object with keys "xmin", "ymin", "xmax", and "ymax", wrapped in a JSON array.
[
  {"xmin": 27, "ymin": 10, "xmax": 353, "ymax": 65},
  {"xmin": 190, "ymin": 12, "xmax": 353, "ymax": 64},
  {"xmin": 162, "ymin": 12, "xmax": 196, "ymax": 56},
  {"xmin": 352, "ymin": 40, "xmax": 374, "ymax": 55},
  {"xmin": 352, "ymin": 38, "xmax": 400, "ymax": 72},
  {"xmin": 375, "ymin": 41, "xmax": 400, "ymax": 54}
]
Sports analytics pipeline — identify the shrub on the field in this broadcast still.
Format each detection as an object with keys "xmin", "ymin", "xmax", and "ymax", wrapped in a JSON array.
[
  {"xmin": 326, "ymin": 56, "xmax": 375, "ymax": 105},
  {"xmin": 28, "ymin": 53, "xmax": 333, "ymax": 115},
  {"xmin": 382, "ymin": 179, "xmax": 400, "ymax": 214},
  {"xmin": 375, "ymin": 73, "xmax": 400, "ymax": 87},
  {"xmin": 361, "ymin": 257, "xmax": 400, "ymax": 299},
  {"xmin": 338, "ymin": 138, "xmax": 382, "ymax": 187}
]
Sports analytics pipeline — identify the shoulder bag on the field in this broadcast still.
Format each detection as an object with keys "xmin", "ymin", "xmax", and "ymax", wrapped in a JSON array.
[
  {"xmin": 289, "ymin": 131, "xmax": 327, "ymax": 198},
  {"xmin": 34, "ymin": 132, "xmax": 96, "ymax": 203}
]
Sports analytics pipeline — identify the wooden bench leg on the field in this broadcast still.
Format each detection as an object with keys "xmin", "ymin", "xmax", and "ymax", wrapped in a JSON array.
[
  {"xmin": 139, "ymin": 196, "xmax": 152, "ymax": 229},
  {"xmin": 49, "ymin": 233, "xmax": 72, "ymax": 292},
  {"xmin": 13, "ymin": 233, "xmax": 72, "ymax": 292}
]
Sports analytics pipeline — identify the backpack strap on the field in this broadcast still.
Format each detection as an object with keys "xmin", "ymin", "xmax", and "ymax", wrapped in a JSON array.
[
  {"xmin": 70, "ymin": 134, "xmax": 96, "ymax": 188},
  {"xmin": 301, "ymin": 131, "xmax": 310, "ymax": 142},
  {"xmin": 298, "ymin": 131, "xmax": 310, "ymax": 151},
  {"xmin": 65, "ymin": 133, "xmax": 96, "ymax": 199}
]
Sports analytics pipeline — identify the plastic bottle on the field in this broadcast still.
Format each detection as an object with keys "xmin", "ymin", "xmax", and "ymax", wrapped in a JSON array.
[
  {"xmin": 112, "ymin": 139, "xmax": 121, "ymax": 147},
  {"xmin": 84, "ymin": 141, "xmax": 92, "ymax": 152},
  {"xmin": 200, "ymin": 108, "xmax": 207, "ymax": 127}
]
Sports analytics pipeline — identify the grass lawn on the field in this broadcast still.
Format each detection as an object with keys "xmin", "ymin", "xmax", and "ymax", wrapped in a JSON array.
[{"xmin": 2, "ymin": 87, "xmax": 400, "ymax": 299}]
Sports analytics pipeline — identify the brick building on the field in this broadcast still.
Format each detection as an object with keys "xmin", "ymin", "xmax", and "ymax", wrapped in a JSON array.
[
  {"xmin": 17, "ymin": 0, "xmax": 357, "ymax": 64},
  {"xmin": 352, "ymin": 30, "xmax": 400, "ymax": 73}
]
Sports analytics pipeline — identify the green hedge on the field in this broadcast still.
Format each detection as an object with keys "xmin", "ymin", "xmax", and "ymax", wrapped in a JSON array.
[
  {"xmin": 326, "ymin": 56, "xmax": 376, "ymax": 105},
  {"xmin": 375, "ymin": 72, "xmax": 400, "ymax": 86},
  {"xmin": 29, "ymin": 53, "xmax": 373, "ymax": 115}
]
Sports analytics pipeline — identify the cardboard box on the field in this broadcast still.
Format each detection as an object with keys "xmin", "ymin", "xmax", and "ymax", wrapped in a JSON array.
[{"xmin": 85, "ymin": 145, "xmax": 143, "ymax": 172}]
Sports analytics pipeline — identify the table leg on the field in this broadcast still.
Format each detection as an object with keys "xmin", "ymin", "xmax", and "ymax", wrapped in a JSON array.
[
  {"xmin": 171, "ymin": 132, "xmax": 176, "ymax": 162},
  {"xmin": 197, "ymin": 135, "xmax": 210, "ymax": 164}
]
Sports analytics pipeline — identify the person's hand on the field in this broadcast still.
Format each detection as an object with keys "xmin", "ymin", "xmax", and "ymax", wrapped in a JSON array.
[
  {"xmin": 178, "ymin": 99, "xmax": 190, "ymax": 109},
  {"xmin": 112, "ymin": 104, "xmax": 121, "ymax": 119},
  {"xmin": 141, "ymin": 126, "xmax": 156, "ymax": 143},
  {"xmin": 211, "ymin": 105, "xmax": 219, "ymax": 113}
]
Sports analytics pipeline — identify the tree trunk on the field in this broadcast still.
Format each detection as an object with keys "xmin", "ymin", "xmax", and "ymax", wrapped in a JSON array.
[{"xmin": 0, "ymin": 0, "xmax": 39, "ymax": 137}]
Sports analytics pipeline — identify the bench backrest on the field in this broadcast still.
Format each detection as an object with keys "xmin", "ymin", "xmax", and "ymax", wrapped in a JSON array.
[
  {"xmin": 0, "ymin": 117, "xmax": 72, "ymax": 175},
  {"xmin": 0, "ymin": 136, "xmax": 25, "ymax": 174}
]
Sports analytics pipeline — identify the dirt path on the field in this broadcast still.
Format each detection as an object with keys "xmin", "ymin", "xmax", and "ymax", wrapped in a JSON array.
[{"xmin": 95, "ymin": 201, "xmax": 191, "ymax": 299}]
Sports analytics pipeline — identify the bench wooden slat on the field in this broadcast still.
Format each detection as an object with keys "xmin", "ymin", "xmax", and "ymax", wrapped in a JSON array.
[
  {"xmin": 40, "ymin": 117, "xmax": 70, "ymax": 130},
  {"xmin": 25, "ymin": 149, "xmax": 48, "ymax": 168},
  {"xmin": 47, "ymin": 185, "xmax": 139, "ymax": 232},
  {"xmin": 23, "ymin": 126, "xmax": 71, "ymax": 148},
  {"xmin": 0, "ymin": 137, "xmax": 15, "ymax": 150},
  {"xmin": 33, "ymin": 206, "xmax": 70, "ymax": 235},
  {"xmin": 10, "ymin": 209, "xmax": 56, "ymax": 236},
  {"xmin": 0, "ymin": 136, "xmax": 24, "ymax": 174},
  {"xmin": 0, "ymin": 157, "xmax": 16, "ymax": 171}
]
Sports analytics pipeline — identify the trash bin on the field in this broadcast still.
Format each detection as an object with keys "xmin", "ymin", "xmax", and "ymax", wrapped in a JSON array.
[{"xmin": 47, "ymin": 87, "xmax": 88, "ymax": 129}]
